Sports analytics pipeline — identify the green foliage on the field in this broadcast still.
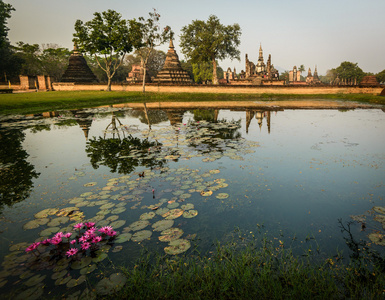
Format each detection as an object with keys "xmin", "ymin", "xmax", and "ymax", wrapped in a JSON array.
[
  {"xmin": 298, "ymin": 64, "xmax": 305, "ymax": 73},
  {"xmin": 279, "ymin": 71, "xmax": 289, "ymax": 83},
  {"xmin": 191, "ymin": 61, "xmax": 223, "ymax": 84},
  {"xmin": 129, "ymin": 9, "xmax": 172, "ymax": 92},
  {"xmin": 12, "ymin": 42, "xmax": 71, "ymax": 81},
  {"xmin": 125, "ymin": 49, "xmax": 166, "ymax": 80},
  {"xmin": 0, "ymin": 129, "xmax": 40, "ymax": 212},
  {"xmin": 73, "ymin": 10, "xmax": 136, "ymax": 90},
  {"xmin": 0, "ymin": 1, "xmax": 22, "ymax": 82},
  {"xmin": 180, "ymin": 60, "xmax": 193, "ymax": 80},
  {"xmin": 335, "ymin": 61, "xmax": 365, "ymax": 82},
  {"xmin": 180, "ymin": 15, "xmax": 241, "ymax": 85},
  {"xmin": 376, "ymin": 69, "xmax": 385, "ymax": 84},
  {"xmin": 86, "ymin": 134, "xmax": 166, "ymax": 174}
]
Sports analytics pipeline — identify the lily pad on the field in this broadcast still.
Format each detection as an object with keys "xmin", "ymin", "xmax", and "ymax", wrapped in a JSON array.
[
  {"xmin": 24, "ymin": 274, "xmax": 46, "ymax": 287},
  {"xmin": 111, "ymin": 207, "xmax": 126, "ymax": 214},
  {"xmin": 47, "ymin": 216, "xmax": 69, "ymax": 227},
  {"xmin": 164, "ymin": 239, "xmax": 191, "ymax": 255},
  {"xmin": 51, "ymin": 270, "xmax": 68, "ymax": 280},
  {"xmin": 216, "ymin": 193, "xmax": 229, "ymax": 199},
  {"xmin": 162, "ymin": 209, "xmax": 184, "ymax": 220},
  {"xmin": 115, "ymin": 233, "xmax": 132, "ymax": 244},
  {"xmin": 80, "ymin": 264, "xmax": 97, "ymax": 275},
  {"xmin": 131, "ymin": 230, "xmax": 152, "ymax": 242},
  {"xmin": 200, "ymin": 190, "xmax": 213, "ymax": 197},
  {"xmin": 126, "ymin": 220, "xmax": 150, "ymax": 231},
  {"xmin": 373, "ymin": 206, "xmax": 385, "ymax": 214},
  {"xmin": 55, "ymin": 275, "xmax": 72, "ymax": 286},
  {"xmin": 67, "ymin": 275, "xmax": 86, "ymax": 288},
  {"xmin": 84, "ymin": 182, "xmax": 97, "ymax": 187},
  {"xmin": 368, "ymin": 233, "xmax": 385, "ymax": 246},
  {"xmin": 71, "ymin": 257, "xmax": 92, "ymax": 270},
  {"xmin": 34, "ymin": 208, "xmax": 58, "ymax": 219},
  {"xmin": 40, "ymin": 227, "xmax": 60, "ymax": 237},
  {"xmin": 14, "ymin": 286, "xmax": 43, "ymax": 300},
  {"xmin": 181, "ymin": 203, "xmax": 194, "ymax": 210},
  {"xmin": 152, "ymin": 220, "xmax": 174, "ymax": 232},
  {"xmin": 156, "ymin": 208, "xmax": 170, "ymax": 215},
  {"xmin": 159, "ymin": 228, "xmax": 184, "ymax": 242},
  {"xmin": 92, "ymin": 252, "xmax": 108, "ymax": 263},
  {"xmin": 100, "ymin": 203, "xmax": 115, "ymax": 210},
  {"xmin": 9, "ymin": 242, "xmax": 30, "ymax": 252},
  {"xmin": 109, "ymin": 220, "xmax": 126, "ymax": 229},
  {"xmin": 57, "ymin": 207, "xmax": 80, "ymax": 217},
  {"xmin": 167, "ymin": 202, "xmax": 180, "ymax": 209},
  {"xmin": 374, "ymin": 214, "xmax": 385, "ymax": 224},
  {"xmin": 95, "ymin": 273, "xmax": 127, "ymax": 296},
  {"xmin": 209, "ymin": 169, "xmax": 220, "ymax": 174},
  {"xmin": 183, "ymin": 210, "xmax": 198, "ymax": 218},
  {"xmin": 23, "ymin": 218, "xmax": 49, "ymax": 230},
  {"xmin": 139, "ymin": 212, "xmax": 156, "ymax": 220}
]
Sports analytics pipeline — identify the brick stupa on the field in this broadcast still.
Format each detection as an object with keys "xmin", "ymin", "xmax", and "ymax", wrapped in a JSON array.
[
  {"xmin": 61, "ymin": 44, "xmax": 98, "ymax": 83},
  {"xmin": 153, "ymin": 40, "xmax": 192, "ymax": 84},
  {"xmin": 360, "ymin": 75, "xmax": 379, "ymax": 86}
]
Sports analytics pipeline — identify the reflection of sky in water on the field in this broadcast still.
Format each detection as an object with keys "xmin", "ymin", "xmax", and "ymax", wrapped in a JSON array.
[{"xmin": 1, "ymin": 109, "xmax": 385, "ymax": 263}]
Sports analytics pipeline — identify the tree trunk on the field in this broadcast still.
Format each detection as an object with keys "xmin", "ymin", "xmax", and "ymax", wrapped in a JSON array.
[
  {"xmin": 212, "ymin": 58, "xmax": 218, "ymax": 85},
  {"xmin": 107, "ymin": 76, "xmax": 112, "ymax": 91},
  {"xmin": 142, "ymin": 66, "xmax": 146, "ymax": 93}
]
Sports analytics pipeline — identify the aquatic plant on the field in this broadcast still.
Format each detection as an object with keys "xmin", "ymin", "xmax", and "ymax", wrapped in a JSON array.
[{"xmin": 25, "ymin": 222, "xmax": 116, "ymax": 260}]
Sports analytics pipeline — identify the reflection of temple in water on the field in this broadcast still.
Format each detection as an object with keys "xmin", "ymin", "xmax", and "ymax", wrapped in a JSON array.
[{"xmin": 245, "ymin": 110, "xmax": 272, "ymax": 134}]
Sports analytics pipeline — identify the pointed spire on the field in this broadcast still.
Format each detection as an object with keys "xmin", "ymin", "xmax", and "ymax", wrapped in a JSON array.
[{"xmin": 169, "ymin": 39, "xmax": 175, "ymax": 49}]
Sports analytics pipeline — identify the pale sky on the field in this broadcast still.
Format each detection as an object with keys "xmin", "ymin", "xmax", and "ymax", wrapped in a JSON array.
[{"xmin": 6, "ymin": 0, "xmax": 385, "ymax": 75}]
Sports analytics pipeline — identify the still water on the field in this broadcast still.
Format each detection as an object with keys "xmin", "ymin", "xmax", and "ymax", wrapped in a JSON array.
[{"xmin": 0, "ymin": 104, "xmax": 384, "ymax": 298}]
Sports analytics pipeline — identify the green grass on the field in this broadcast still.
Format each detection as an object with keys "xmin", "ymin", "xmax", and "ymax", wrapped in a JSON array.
[
  {"xmin": 0, "ymin": 91, "xmax": 384, "ymax": 115},
  {"xmin": 104, "ymin": 238, "xmax": 385, "ymax": 300}
]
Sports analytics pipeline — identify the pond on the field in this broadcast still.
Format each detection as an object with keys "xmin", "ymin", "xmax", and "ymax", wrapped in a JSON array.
[{"xmin": 0, "ymin": 101, "xmax": 384, "ymax": 298}]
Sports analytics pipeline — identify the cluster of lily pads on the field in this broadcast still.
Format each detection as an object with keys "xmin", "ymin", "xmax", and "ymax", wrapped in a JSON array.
[{"xmin": 351, "ymin": 206, "xmax": 385, "ymax": 246}]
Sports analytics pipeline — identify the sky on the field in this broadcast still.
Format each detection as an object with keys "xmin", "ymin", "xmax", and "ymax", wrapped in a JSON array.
[{"xmin": 5, "ymin": 0, "xmax": 385, "ymax": 76}]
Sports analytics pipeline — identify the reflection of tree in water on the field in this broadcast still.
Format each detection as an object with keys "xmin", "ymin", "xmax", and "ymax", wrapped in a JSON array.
[
  {"xmin": 186, "ymin": 109, "xmax": 242, "ymax": 154},
  {"xmin": 0, "ymin": 129, "xmax": 40, "ymax": 211},
  {"xmin": 85, "ymin": 135, "xmax": 167, "ymax": 174},
  {"xmin": 128, "ymin": 109, "xmax": 169, "ymax": 125}
]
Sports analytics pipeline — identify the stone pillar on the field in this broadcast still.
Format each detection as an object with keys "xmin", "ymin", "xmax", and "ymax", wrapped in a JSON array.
[{"xmin": 37, "ymin": 76, "xmax": 47, "ymax": 90}]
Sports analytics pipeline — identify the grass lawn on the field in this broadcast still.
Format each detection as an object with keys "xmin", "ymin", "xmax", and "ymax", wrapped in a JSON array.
[{"xmin": 0, "ymin": 90, "xmax": 384, "ymax": 115}]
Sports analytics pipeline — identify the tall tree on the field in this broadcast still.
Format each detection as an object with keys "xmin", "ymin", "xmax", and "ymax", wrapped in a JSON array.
[
  {"xmin": 40, "ymin": 44, "xmax": 71, "ymax": 81},
  {"xmin": 129, "ymin": 9, "xmax": 172, "ymax": 93},
  {"xmin": 298, "ymin": 64, "xmax": 305, "ymax": 77},
  {"xmin": 73, "ymin": 9, "xmax": 137, "ymax": 91},
  {"xmin": 180, "ymin": 15, "xmax": 241, "ymax": 85},
  {"xmin": 335, "ymin": 61, "xmax": 364, "ymax": 83},
  {"xmin": 0, "ymin": 0, "xmax": 20, "ymax": 81},
  {"xmin": 376, "ymin": 69, "xmax": 385, "ymax": 84},
  {"xmin": 125, "ymin": 49, "xmax": 166, "ymax": 79}
]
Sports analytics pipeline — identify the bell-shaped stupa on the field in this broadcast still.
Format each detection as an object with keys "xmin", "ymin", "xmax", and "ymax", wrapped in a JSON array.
[
  {"xmin": 153, "ymin": 39, "xmax": 192, "ymax": 84},
  {"xmin": 61, "ymin": 43, "xmax": 98, "ymax": 83}
]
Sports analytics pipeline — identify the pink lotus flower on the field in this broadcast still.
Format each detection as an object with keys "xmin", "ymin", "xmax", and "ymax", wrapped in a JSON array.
[
  {"xmin": 99, "ymin": 226, "xmax": 113, "ymax": 234},
  {"xmin": 92, "ymin": 236, "xmax": 102, "ymax": 243},
  {"xmin": 81, "ymin": 242, "xmax": 91, "ymax": 250},
  {"xmin": 41, "ymin": 239, "xmax": 51, "ymax": 245},
  {"xmin": 79, "ymin": 235, "xmax": 88, "ymax": 243},
  {"xmin": 25, "ymin": 242, "xmax": 41, "ymax": 252},
  {"xmin": 64, "ymin": 232, "xmax": 72, "ymax": 239},
  {"xmin": 50, "ymin": 237, "xmax": 62, "ymax": 245},
  {"xmin": 74, "ymin": 223, "xmax": 84, "ymax": 230},
  {"xmin": 70, "ymin": 240, "xmax": 76, "ymax": 245},
  {"xmin": 66, "ymin": 248, "xmax": 78, "ymax": 257},
  {"xmin": 54, "ymin": 232, "xmax": 64, "ymax": 239},
  {"xmin": 85, "ymin": 222, "xmax": 95, "ymax": 228},
  {"xmin": 107, "ymin": 230, "xmax": 117, "ymax": 237}
]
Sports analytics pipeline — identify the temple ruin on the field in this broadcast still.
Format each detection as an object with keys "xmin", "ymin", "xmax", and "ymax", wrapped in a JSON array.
[
  {"xmin": 61, "ymin": 44, "xmax": 98, "ymax": 83},
  {"xmin": 153, "ymin": 40, "xmax": 192, "ymax": 84}
]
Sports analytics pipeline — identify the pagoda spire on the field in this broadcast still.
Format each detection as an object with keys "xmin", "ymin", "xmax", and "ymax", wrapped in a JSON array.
[{"xmin": 258, "ymin": 43, "xmax": 263, "ymax": 60}]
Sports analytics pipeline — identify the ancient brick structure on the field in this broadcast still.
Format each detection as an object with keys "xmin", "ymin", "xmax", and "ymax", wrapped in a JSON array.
[
  {"xmin": 153, "ymin": 40, "xmax": 192, "ymax": 84},
  {"xmin": 289, "ymin": 66, "xmax": 301, "ymax": 82},
  {"xmin": 126, "ymin": 63, "xmax": 151, "ymax": 83},
  {"xmin": 360, "ymin": 75, "xmax": 379, "ymax": 86},
  {"xmin": 306, "ymin": 66, "xmax": 321, "ymax": 85},
  {"xmin": 61, "ymin": 44, "xmax": 98, "ymax": 83}
]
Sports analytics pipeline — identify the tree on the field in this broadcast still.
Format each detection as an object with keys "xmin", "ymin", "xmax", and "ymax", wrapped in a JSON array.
[
  {"xmin": 279, "ymin": 71, "xmax": 289, "ymax": 84},
  {"xmin": 14, "ymin": 42, "xmax": 41, "ymax": 76},
  {"xmin": 73, "ymin": 9, "xmax": 137, "ymax": 91},
  {"xmin": 180, "ymin": 15, "xmax": 241, "ymax": 85},
  {"xmin": 40, "ymin": 44, "xmax": 71, "ymax": 81},
  {"xmin": 125, "ymin": 49, "xmax": 166, "ymax": 79},
  {"xmin": 191, "ymin": 61, "xmax": 224, "ymax": 84},
  {"xmin": 335, "ymin": 61, "xmax": 365, "ymax": 84},
  {"xmin": 129, "ymin": 9, "xmax": 172, "ymax": 93},
  {"xmin": 0, "ymin": 0, "xmax": 21, "ymax": 82},
  {"xmin": 376, "ymin": 69, "xmax": 385, "ymax": 84},
  {"xmin": 298, "ymin": 64, "xmax": 305, "ymax": 77}
]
